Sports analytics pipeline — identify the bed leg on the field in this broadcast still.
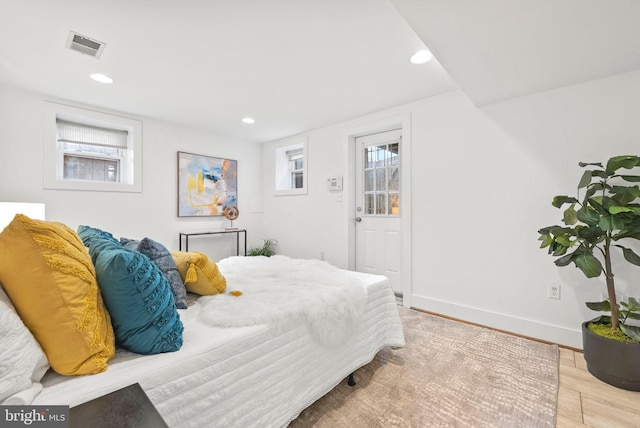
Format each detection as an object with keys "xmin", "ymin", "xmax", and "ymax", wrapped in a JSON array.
[{"xmin": 347, "ymin": 372, "xmax": 356, "ymax": 386}]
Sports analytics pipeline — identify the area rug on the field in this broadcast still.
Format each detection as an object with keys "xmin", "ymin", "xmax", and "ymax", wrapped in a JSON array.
[{"xmin": 289, "ymin": 306, "xmax": 559, "ymax": 428}]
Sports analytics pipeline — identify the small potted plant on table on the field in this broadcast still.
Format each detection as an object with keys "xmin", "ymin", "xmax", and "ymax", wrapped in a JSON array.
[{"xmin": 538, "ymin": 155, "xmax": 640, "ymax": 391}]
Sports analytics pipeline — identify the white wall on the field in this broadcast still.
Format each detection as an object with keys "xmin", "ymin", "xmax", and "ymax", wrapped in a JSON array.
[
  {"xmin": 262, "ymin": 69, "xmax": 640, "ymax": 348},
  {"xmin": 0, "ymin": 84, "xmax": 264, "ymax": 260},
  {"xmin": 4, "ymin": 65, "xmax": 638, "ymax": 348}
]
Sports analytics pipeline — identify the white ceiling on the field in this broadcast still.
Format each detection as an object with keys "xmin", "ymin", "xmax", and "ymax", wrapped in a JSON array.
[
  {"xmin": 392, "ymin": 0, "xmax": 640, "ymax": 106},
  {"xmin": 1, "ymin": 1, "xmax": 638, "ymax": 143},
  {"xmin": 0, "ymin": 0, "xmax": 457, "ymax": 143}
]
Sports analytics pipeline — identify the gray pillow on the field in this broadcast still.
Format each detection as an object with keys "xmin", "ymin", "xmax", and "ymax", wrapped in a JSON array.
[{"xmin": 120, "ymin": 237, "xmax": 188, "ymax": 309}]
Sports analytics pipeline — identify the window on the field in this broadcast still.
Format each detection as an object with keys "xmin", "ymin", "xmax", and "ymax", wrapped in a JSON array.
[
  {"xmin": 274, "ymin": 137, "xmax": 307, "ymax": 195},
  {"xmin": 287, "ymin": 148, "xmax": 304, "ymax": 189},
  {"xmin": 43, "ymin": 101, "xmax": 142, "ymax": 192},
  {"xmin": 355, "ymin": 128, "xmax": 401, "ymax": 216},
  {"xmin": 57, "ymin": 120, "xmax": 126, "ymax": 183}
]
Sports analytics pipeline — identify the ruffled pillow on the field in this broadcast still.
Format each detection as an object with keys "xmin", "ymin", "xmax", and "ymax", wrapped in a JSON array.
[{"xmin": 78, "ymin": 226, "xmax": 183, "ymax": 354}]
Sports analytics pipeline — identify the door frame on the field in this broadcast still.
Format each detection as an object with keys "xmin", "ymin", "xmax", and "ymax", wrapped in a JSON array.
[{"xmin": 343, "ymin": 113, "xmax": 412, "ymax": 307}]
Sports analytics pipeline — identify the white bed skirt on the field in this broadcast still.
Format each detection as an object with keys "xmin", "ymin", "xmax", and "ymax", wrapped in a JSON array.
[{"xmin": 33, "ymin": 262, "xmax": 405, "ymax": 428}]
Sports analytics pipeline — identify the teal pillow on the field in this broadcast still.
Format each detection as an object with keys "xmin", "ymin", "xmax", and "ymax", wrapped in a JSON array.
[
  {"xmin": 77, "ymin": 225, "xmax": 119, "ymax": 262},
  {"xmin": 78, "ymin": 226, "xmax": 184, "ymax": 354}
]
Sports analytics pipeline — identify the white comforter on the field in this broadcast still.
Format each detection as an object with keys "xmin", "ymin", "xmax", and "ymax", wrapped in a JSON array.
[{"xmin": 33, "ymin": 257, "xmax": 405, "ymax": 428}]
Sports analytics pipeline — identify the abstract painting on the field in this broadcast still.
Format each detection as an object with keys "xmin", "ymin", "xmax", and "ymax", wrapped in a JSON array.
[{"xmin": 177, "ymin": 151, "xmax": 238, "ymax": 217}]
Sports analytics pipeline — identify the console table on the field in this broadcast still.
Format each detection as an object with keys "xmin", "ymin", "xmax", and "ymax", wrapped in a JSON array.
[{"xmin": 179, "ymin": 229, "xmax": 247, "ymax": 256}]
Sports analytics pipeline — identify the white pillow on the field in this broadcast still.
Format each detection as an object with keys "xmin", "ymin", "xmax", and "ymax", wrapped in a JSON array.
[{"xmin": 0, "ymin": 285, "xmax": 50, "ymax": 404}]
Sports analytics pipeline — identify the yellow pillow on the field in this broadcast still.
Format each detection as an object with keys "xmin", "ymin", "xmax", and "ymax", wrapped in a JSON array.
[
  {"xmin": 171, "ymin": 251, "xmax": 226, "ymax": 295},
  {"xmin": 0, "ymin": 214, "xmax": 115, "ymax": 375}
]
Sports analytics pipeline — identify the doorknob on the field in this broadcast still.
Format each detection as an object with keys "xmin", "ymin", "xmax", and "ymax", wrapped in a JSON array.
[{"xmin": 355, "ymin": 217, "xmax": 362, "ymax": 222}]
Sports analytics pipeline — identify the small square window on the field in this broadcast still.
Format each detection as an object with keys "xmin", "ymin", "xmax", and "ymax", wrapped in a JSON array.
[
  {"xmin": 43, "ymin": 101, "xmax": 142, "ymax": 192},
  {"xmin": 57, "ymin": 120, "xmax": 127, "ymax": 184},
  {"xmin": 274, "ymin": 137, "xmax": 307, "ymax": 195}
]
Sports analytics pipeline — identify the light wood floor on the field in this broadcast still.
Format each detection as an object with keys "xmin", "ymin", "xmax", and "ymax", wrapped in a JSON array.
[{"xmin": 557, "ymin": 348, "xmax": 640, "ymax": 427}]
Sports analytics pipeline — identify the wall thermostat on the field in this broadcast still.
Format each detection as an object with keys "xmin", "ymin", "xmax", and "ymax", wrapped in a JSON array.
[{"xmin": 327, "ymin": 176, "xmax": 343, "ymax": 191}]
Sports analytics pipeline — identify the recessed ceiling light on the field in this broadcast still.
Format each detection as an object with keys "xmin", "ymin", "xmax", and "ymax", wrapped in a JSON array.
[
  {"xmin": 241, "ymin": 117, "xmax": 255, "ymax": 124},
  {"xmin": 90, "ymin": 73, "xmax": 113, "ymax": 84},
  {"xmin": 409, "ymin": 50, "xmax": 433, "ymax": 65}
]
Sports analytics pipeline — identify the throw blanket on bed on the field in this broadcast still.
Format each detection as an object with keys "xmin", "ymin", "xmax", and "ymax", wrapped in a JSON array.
[{"xmin": 198, "ymin": 256, "xmax": 367, "ymax": 347}]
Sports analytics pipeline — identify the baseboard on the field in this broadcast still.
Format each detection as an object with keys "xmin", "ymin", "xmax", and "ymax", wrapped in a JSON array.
[{"xmin": 411, "ymin": 295, "xmax": 583, "ymax": 349}]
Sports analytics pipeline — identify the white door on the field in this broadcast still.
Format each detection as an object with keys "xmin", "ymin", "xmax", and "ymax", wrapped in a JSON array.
[{"xmin": 354, "ymin": 129, "xmax": 402, "ymax": 294}]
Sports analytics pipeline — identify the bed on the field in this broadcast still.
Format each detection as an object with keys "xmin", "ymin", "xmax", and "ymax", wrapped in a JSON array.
[{"xmin": 31, "ymin": 255, "xmax": 405, "ymax": 428}]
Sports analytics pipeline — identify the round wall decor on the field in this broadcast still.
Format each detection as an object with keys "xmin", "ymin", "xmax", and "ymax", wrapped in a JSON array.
[{"xmin": 223, "ymin": 205, "xmax": 239, "ymax": 221}]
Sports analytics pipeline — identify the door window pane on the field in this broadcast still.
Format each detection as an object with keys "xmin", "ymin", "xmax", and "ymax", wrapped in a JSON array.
[
  {"xmin": 375, "ymin": 169, "xmax": 385, "ymax": 191},
  {"xmin": 376, "ymin": 193, "xmax": 387, "ymax": 215},
  {"xmin": 365, "ymin": 194, "xmax": 375, "ymax": 215},
  {"xmin": 365, "ymin": 147, "xmax": 375, "ymax": 169},
  {"xmin": 365, "ymin": 170, "xmax": 374, "ymax": 192},
  {"xmin": 389, "ymin": 193, "xmax": 399, "ymax": 215},
  {"xmin": 388, "ymin": 143, "xmax": 399, "ymax": 166},
  {"xmin": 388, "ymin": 167, "xmax": 399, "ymax": 191},
  {"xmin": 375, "ymin": 145, "xmax": 386, "ymax": 168}
]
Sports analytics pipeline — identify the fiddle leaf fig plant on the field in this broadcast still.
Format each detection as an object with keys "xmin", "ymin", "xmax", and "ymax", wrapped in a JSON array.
[{"xmin": 538, "ymin": 155, "xmax": 640, "ymax": 341}]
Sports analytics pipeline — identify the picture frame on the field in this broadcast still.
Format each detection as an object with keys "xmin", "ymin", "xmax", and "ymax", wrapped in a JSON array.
[{"xmin": 177, "ymin": 151, "xmax": 238, "ymax": 217}]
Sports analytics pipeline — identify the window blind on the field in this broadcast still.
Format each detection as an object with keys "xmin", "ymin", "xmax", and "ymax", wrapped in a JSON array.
[
  {"xmin": 286, "ymin": 148, "xmax": 303, "ymax": 159},
  {"xmin": 56, "ymin": 119, "xmax": 128, "ymax": 149}
]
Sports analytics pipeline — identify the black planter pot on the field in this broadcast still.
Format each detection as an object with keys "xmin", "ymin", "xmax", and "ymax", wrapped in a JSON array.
[{"xmin": 582, "ymin": 317, "xmax": 640, "ymax": 391}]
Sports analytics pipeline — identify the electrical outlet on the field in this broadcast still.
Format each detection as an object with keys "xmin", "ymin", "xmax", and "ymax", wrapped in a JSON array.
[{"xmin": 548, "ymin": 284, "xmax": 561, "ymax": 300}]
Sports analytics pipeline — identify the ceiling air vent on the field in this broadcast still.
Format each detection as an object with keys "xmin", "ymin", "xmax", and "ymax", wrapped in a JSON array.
[{"xmin": 65, "ymin": 31, "xmax": 106, "ymax": 59}]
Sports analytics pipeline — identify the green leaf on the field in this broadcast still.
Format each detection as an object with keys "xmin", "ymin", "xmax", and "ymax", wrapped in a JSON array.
[
  {"xmin": 598, "ymin": 214, "xmax": 625, "ymax": 231},
  {"xmin": 554, "ymin": 252, "xmax": 574, "ymax": 267},
  {"xmin": 606, "ymin": 155, "xmax": 640, "ymax": 174},
  {"xmin": 620, "ymin": 324, "xmax": 640, "ymax": 342},
  {"xmin": 608, "ymin": 206, "xmax": 638, "ymax": 214},
  {"xmin": 586, "ymin": 300, "xmax": 611, "ymax": 312},
  {"xmin": 600, "ymin": 196, "xmax": 621, "ymax": 210},
  {"xmin": 538, "ymin": 225, "xmax": 560, "ymax": 235},
  {"xmin": 579, "ymin": 161, "xmax": 603, "ymax": 168},
  {"xmin": 619, "ymin": 175, "xmax": 640, "ymax": 182},
  {"xmin": 555, "ymin": 234, "xmax": 572, "ymax": 247},
  {"xmin": 552, "ymin": 195, "xmax": 578, "ymax": 208},
  {"xmin": 574, "ymin": 253, "xmax": 602, "ymax": 278},
  {"xmin": 610, "ymin": 185, "xmax": 640, "ymax": 200},
  {"xmin": 551, "ymin": 244, "xmax": 569, "ymax": 256},
  {"xmin": 576, "ymin": 226, "xmax": 605, "ymax": 242},
  {"xmin": 595, "ymin": 315, "xmax": 613, "ymax": 324},
  {"xmin": 628, "ymin": 297, "xmax": 640, "ymax": 308},
  {"xmin": 621, "ymin": 298, "xmax": 640, "ymax": 319},
  {"xmin": 591, "ymin": 170, "xmax": 609, "ymax": 179},
  {"xmin": 538, "ymin": 234, "xmax": 553, "ymax": 249},
  {"xmin": 563, "ymin": 204, "xmax": 578, "ymax": 225},
  {"xmin": 578, "ymin": 171, "xmax": 592, "ymax": 189},
  {"xmin": 576, "ymin": 206, "xmax": 601, "ymax": 227},
  {"xmin": 615, "ymin": 245, "xmax": 640, "ymax": 266},
  {"xmin": 612, "ymin": 230, "xmax": 640, "ymax": 241},
  {"xmin": 584, "ymin": 182, "xmax": 604, "ymax": 200},
  {"xmin": 588, "ymin": 197, "xmax": 609, "ymax": 215}
]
